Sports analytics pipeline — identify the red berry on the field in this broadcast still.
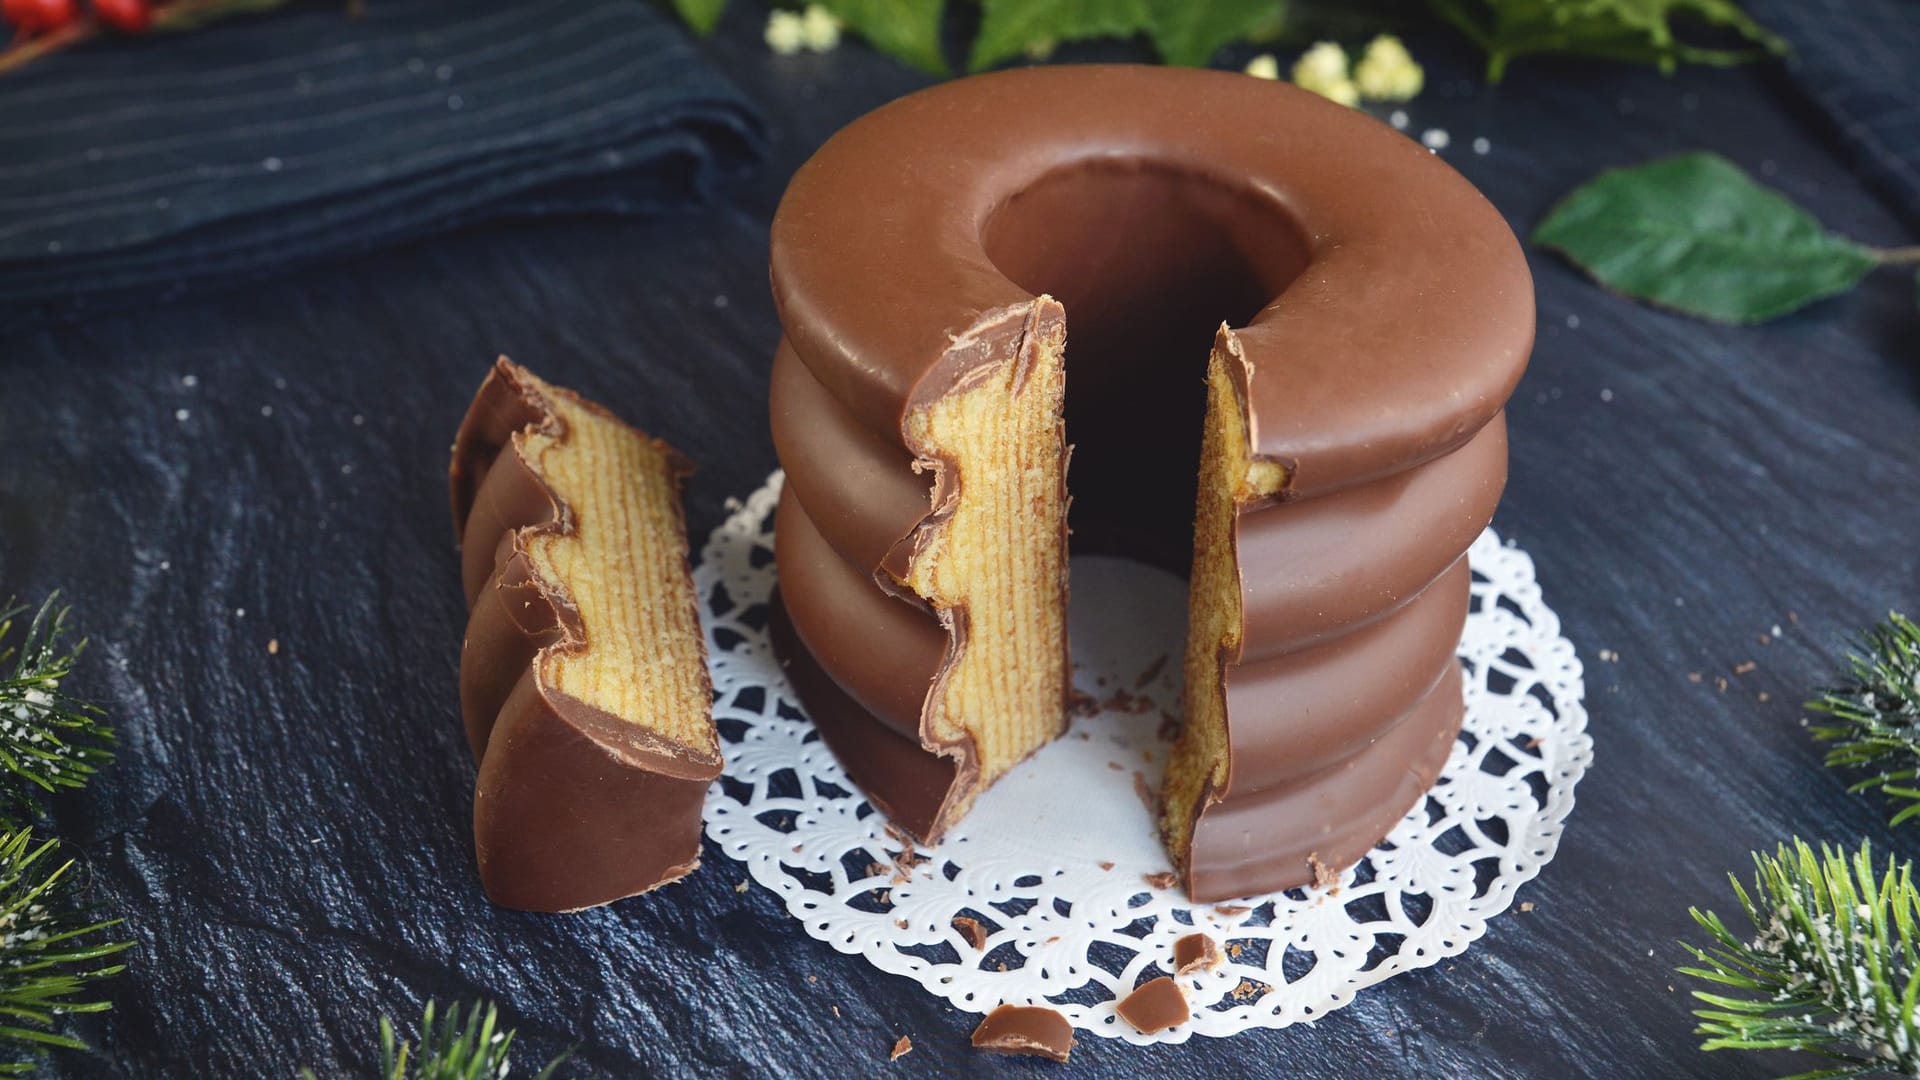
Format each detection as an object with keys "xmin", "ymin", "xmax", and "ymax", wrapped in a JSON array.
[
  {"xmin": 92, "ymin": 0, "xmax": 147, "ymax": 32},
  {"xmin": 2, "ymin": 0, "xmax": 75, "ymax": 33}
]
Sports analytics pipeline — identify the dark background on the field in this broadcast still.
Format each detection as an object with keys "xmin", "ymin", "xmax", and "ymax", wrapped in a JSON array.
[{"xmin": 2, "ymin": 3, "xmax": 1916, "ymax": 1076}]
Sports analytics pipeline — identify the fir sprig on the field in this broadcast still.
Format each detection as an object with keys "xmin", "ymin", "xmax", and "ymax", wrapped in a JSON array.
[
  {"xmin": 1680, "ymin": 839, "xmax": 1920, "ymax": 1079},
  {"xmin": 1808, "ymin": 613, "xmax": 1920, "ymax": 826},
  {"xmin": 0, "ymin": 828, "xmax": 131, "ymax": 1075},
  {"xmin": 303, "ymin": 1000, "xmax": 566, "ymax": 1080},
  {"xmin": 0, "ymin": 596, "xmax": 114, "ymax": 826}
]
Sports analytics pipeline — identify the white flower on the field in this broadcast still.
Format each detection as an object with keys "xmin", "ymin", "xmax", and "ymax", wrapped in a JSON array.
[
  {"xmin": 1291, "ymin": 42, "xmax": 1358, "ymax": 107},
  {"xmin": 765, "ymin": 9, "xmax": 807, "ymax": 55},
  {"xmin": 1354, "ymin": 34, "xmax": 1424, "ymax": 102},
  {"xmin": 1243, "ymin": 53, "xmax": 1280, "ymax": 80},
  {"xmin": 799, "ymin": 5, "xmax": 841, "ymax": 52}
]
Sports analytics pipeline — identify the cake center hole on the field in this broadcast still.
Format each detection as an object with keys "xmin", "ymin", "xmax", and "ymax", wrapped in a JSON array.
[{"xmin": 981, "ymin": 157, "xmax": 1309, "ymax": 572}]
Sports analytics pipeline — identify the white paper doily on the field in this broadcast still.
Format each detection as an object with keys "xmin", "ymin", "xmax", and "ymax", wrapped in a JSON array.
[{"xmin": 697, "ymin": 471, "xmax": 1591, "ymax": 1042}]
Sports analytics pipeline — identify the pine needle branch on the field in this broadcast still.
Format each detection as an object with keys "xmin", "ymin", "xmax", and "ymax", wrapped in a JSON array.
[
  {"xmin": 303, "ymin": 1000, "xmax": 567, "ymax": 1080},
  {"xmin": 1678, "ymin": 839, "xmax": 1920, "ymax": 1078},
  {"xmin": 1808, "ymin": 612, "xmax": 1920, "ymax": 826},
  {"xmin": 0, "ymin": 595, "xmax": 114, "ymax": 826},
  {"xmin": 0, "ymin": 828, "xmax": 131, "ymax": 1075}
]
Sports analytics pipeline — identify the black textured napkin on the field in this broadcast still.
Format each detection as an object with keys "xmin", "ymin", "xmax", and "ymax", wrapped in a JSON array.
[
  {"xmin": 0, "ymin": 0, "xmax": 762, "ymax": 314},
  {"xmin": 1747, "ymin": 0, "xmax": 1920, "ymax": 228}
]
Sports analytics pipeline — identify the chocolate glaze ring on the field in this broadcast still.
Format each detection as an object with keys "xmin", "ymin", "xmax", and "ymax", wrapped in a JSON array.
[{"xmin": 769, "ymin": 65, "xmax": 1532, "ymax": 902}]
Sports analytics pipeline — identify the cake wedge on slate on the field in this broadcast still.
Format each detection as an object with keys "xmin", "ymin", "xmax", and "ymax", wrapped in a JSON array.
[{"xmin": 450, "ymin": 358, "xmax": 718, "ymax": 912}]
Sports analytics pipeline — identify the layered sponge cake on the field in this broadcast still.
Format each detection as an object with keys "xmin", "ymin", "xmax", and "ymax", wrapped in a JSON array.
[{"xmin": 768, "ymin": 66, "xmax": 1531, "ymax": 901}]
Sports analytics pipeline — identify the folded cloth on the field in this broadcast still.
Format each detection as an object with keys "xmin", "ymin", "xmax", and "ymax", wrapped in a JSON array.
[
  {"xmin": 0, "ymin": 0, "xmax": 762, "ymax": 316},
  {"xmin": 1746, "ymin": 0, "xmax": 1920, "ymax": 229}
]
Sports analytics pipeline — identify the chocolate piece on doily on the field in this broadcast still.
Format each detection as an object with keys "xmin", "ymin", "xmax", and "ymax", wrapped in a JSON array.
[
  {"xmin": 970, "ymin": 1005, "xmax": 1075, "ymax": 1062},
  {"xmin": 1116, "ymin": 977, "xmax": 1190, "ymax": 1034},
  {"xmin": 1174, "ymin": 933, "xmax": 1223, "ymax": 975},
  {"xmin": 888, "ymin": 1035, "xmax": 912, "ymax": 1061},
  {"xmin": 952, "ymin": 916, "xmax": 989, "ymax": 951}
]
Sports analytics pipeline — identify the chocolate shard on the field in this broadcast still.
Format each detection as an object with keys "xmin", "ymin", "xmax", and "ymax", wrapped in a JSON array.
[
  {"xmin": 1173, "ymin": 932, "xmax": 1223, "ymax": 975},
  {"xmin": 1115, "ymin": 976, "xmax": 1190, "ymax": 1034},
  {"xmin": 450, "ymin": 358, "xmax": 720, "ymax": 912},
  {"xmin": 970, "ymin": 1004, "xmax": 1075, "ymax": 1063}
]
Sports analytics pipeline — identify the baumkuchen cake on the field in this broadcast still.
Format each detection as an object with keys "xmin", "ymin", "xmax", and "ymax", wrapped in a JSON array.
[
  {"xmin": 767, "ymin": 66, "xmax": 1532, "ymax": 901},
  {"xmin": 451, "ymin": 359, "xmax": 719, "ymax": 912}
]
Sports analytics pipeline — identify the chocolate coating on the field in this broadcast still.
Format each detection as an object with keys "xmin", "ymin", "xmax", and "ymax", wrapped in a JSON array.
[
  {"xmin": 767, "ymin": 66, "xmax": 1531, "ymax": 899},
  {"xmin": 451, "ymin": 360, "xmax": 719, "ymax": 912},
  {"xmin": 970, "ymin": 1004, "xmax": 1076, "ymax": 1062}
]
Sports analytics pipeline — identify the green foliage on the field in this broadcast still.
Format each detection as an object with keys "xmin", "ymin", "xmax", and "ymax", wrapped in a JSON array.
[
  {"xmin": 671, "ymin": 0, "xmax": 729, "ymax": 35},
  {"xmin": 0, "ymin": 829, "xmax": 131, "ymax": 1075},
  {"xmin": 1809, "ymin": 613, "xmax": 1920, "ymax": 827},
  {"xmin": 1679, "ymin": 839, "xmax": 1920, "ymax": 1079},
  {"xmin": 0, "ymin": 596, "xmax": 114, "ymax": 828},
  {"xmin": 303, "ymin": 1001, "xmax": 566, "ymax": 1080},
  {"xmin": 1534, "ymin": 152, "xmax": 1882, "ymax": 324},
  {"xmin": 970, "ymin": 0, "xmax": 1150, "ymax": 72},
  {"xmin": 1142, "ymin": 0, "xmax": 1290, "ymax": 67},
  {"xmin": 1427, "ymin": 0, "xmax": 1784, "ymax": 82},
  {"xmin": 825, "ymin": 0, "xmax": 950, "ymax": 74}
]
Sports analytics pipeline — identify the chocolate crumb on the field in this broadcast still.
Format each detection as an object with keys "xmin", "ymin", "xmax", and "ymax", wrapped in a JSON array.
[
  {"xmin": 267, "ymin": 638, "xmax": 280, "ymax": 655},
  {"xmin": 1133, "ymin": 771, "xmax": 1156, "ymax": 814},
  {"xmin": 1686, "ymin": 672, "xmax": 1702, "ymax": 684},
  {"xmin": 1156, "ymin": 710, "xmax": 1181, "ymax": 741},
  {"xmin": 1066, "ymin": 688, "xmax": 1100, "ymax": 718},
  {"xmin": 1227, "ymin": 943, "xmax": 1244, "ymax": 959},
  {"xmin": 832, "ymin": 1005, "xmax": 840, "ymax": 1018},
  {"xmin": 1213, "ymin": 904, "xmax": 1250, "ymax": 917},
  {"xmin": 895, "ymin": 918, "xmax": 909, "ymax": 930},
  {"xmin": 1044, "ymin": 935, "xmax": 1060, "ymax": 945},
  {"xmin": 1174, "ymin": 933, "xmax": 1224, "ymax": 975},
  {"xmin": 1757, "ymin": 633, "xmax": 1771, "ymax": 646},
  {"xmin": 734, "ymin": 880, "xmax": 749, "ymax": 894},
  {"xmin": 1734, "ymin": 660, "xmax": 1757, "ymax": 675},
  {"xmin": 1519, "ymin": 901, "xmax": 1535, "ymax": 912},
  {"xmin": 1758, "ymin": 691, "xmax": 1771, "ymax": 703},
  {"xmin": 1143, "ymin": 870, "xmax": 1178, "ymax": 890},
  {"xmin": 1788, "ymin": 610, "xmax": 1800, "ymax": 624},
  {"xmin": 1076, "ymin": 730, "xmax": 1092, "ymax": 741},
  {"xmin": 952, "ymin": 916, "xmax": 989, "ymax": 950},
  {"xmin": 808, "ymin": 975, "xmax": 817, "ymax": 983},
  {"xmin": 1116, "ymin": 976, "xmax": 1189, "ymax": 1033},
  {"xmin": 866, "ymin": 861, "xmax": 891, "ymax": 879},
  {"xmin": 1098, "ymin": 861, "xmax": 1114, "ymax": 871},
  {"xmin": 884, "ymin": 823, "xmax": 916, "ymax": 848},
  {"xmin": 1107, "ymin": 761, "xmax": 1125, "ymax": 771},
  {"xmin": 1308, "ymin": 853, "xmax": 1338, "ymax": 890},
  {"xmin": 1525, "ymin": 736, "xmax": 1543, "ymax": 749},
  {"xmin": 996, "ymin": 961, "xmax": 1008, "ymax": 971},
  {"xmin": 1715, "ymin": 676, "xmax": 1729, "ymax": 693},
  {"xmin": 971, "ymin": 1004, "xmax": 1075, "ymax": 1062},
  {"xmin": 889, "ymin": 1035, "xmax": 912, "ymax": 1061},
  {"xmin": 1229, "ymin": 977, "xmax": 1271, "ymax": 1000},
  {"xmin": 1134, "ymin": 654, "xmax": 1168, "ymax": 688}
]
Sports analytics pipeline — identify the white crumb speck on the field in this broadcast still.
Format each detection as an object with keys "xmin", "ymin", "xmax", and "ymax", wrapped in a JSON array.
[
  {"xmin": 274, "ymin": 377, "xmax": 287, "ymax": 390},
  {"xmin": 235, "ymin": 608, "xmax": 246, "ymax": 618},
  {"xmin": 182, "ymin": 374, "xmax": 199, "ymax": 388},
  {"xmin": 1772, "ymin": 624, "xmax": 1783, "ymax": 637},
  {"xmin": 1389, "ymin": 109, "xmax": 1408, "ymax": 130},
  {"xmin": 262, "ymin": 157, "xmax": 283, "ymax": 172},
  {"xmin": 447, "ymin": 95, "xmax": 464, "ymax": 111},
  {"xmin": 341, "ymin": 464, "xmax": 354, "ymax": 475},
  {"xmin": 1599, "ymin": 388, "xmax": 1613, "ymax": 403},
  {"xmin": 261, "ymin": 405, "xmax": 274, "ymax": 417},
  {"xmin": 352, "ymin": 414, "xmax": 366, "ymax": 426},
  {"xmin": 1472, "ymin": 137, "xmax": 1490, "ymax": 155},
  {"xmin": 1420, "ymin": 128, "xmax": 1450, "ymax": 150},
  {"xmin": 175, "ymin": 408, "xmax": 190, "ymax": 422},
  {"xmin": 436, "ymin": 63, "xmax": 454, "ymax": 81},
  {"xmin": 47, "ymin": 240, "xmax": 61, "ymax": 253},
  {"xmin": 1566, "ymin": 314, "xmax": 1581, "ymax": 329},
  {"xmin": 1760, "ymin": 159, "xmax": 1778, "ymax": 176},
  {"xmin": 714, "ymin": 294, "xmax": 729, "ymax": 309},
  {"xmin": 159, "ymin": 560, "xmax": 170, "ymax": 571}
]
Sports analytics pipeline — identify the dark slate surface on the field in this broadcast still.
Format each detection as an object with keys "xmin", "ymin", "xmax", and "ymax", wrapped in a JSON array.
[{"xmin": 2, "ymin": 6, "xmax": 1917, "ymax": 1078}]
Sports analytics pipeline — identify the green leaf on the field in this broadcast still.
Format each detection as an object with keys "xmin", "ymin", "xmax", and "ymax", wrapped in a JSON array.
[
  {"xmin": 1144, "ymin": 0, "xmax": 1287, "ymax": 67},
  {"xmin": 1429, "ymin": 0, "xmax": 1785, "ymax": 82},
  {"xmin": 969, "ymin": 0, "xmax": 1152, "ymax": 72},
  {"xmin": 1533, "ymin": 152, "xmax": 1878, "ymax": 324},
  {"xmin": 669, "ymin": 0, "xmax": 727, "ymax": 36},
  {"xmin": 822, "ymin": 0, "xmax": 950, "ymax": 75}
]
